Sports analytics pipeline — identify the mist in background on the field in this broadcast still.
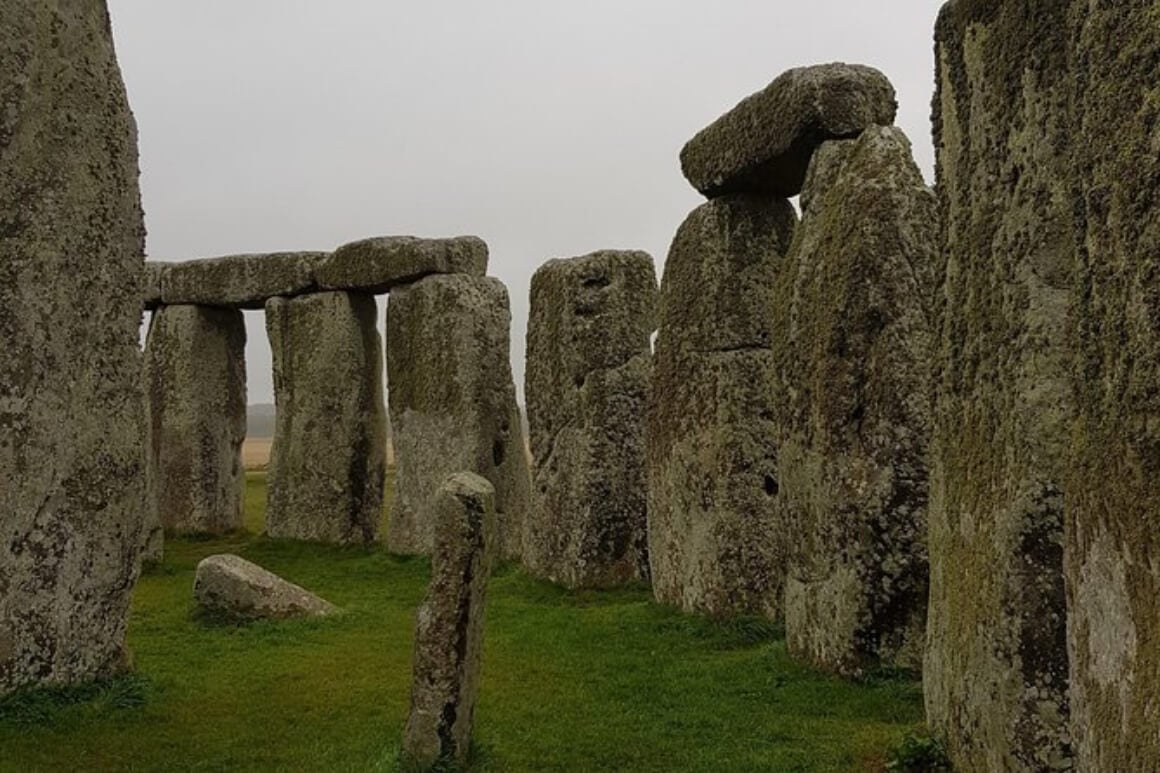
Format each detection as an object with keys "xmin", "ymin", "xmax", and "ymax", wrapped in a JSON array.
[{"xmin": 112, "ymin": 1, "xmax": 941, "ymax": 404}]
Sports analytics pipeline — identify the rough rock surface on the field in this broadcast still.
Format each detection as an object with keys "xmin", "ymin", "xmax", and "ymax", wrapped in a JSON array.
[
  {"xmin": 680, "ymin": 63, "xmax": 897, "ymax": 198},
  {"xmin": 402, "ymin": 473, "xmax": 497, "ymax": 770},
  {"xmin": 386, "ymin": 275, "xmax": 530, "ymax": 558},
  {"xmin": 647, "ymin": 195, "xmax": 796, "ymax": 619},
  {"xmin": 772, "ymin": 127, "xmax": 936, "ymax": 678},
  {"xmin": 524, "ymin": 251, "xmax": 658, "ymax": 588},
  {"xmin": 144, "ymin": 305, "xmax": 247, "ymax": 535},
  {"xmin": 193, "ymin": 554, "xmax": 338, "ymax": 622},
  {"xmin": 265, "ymin": 292, "xmax": 386, "ymax": 544},
  {"xmin": 142, "ymin": 262, "xmax": 165, "ymax": 310},
  {"xmin": 0, "ymin": 0, "xmax": 147, "ymax": 695},
  {"xmin": 161, "ymin": 251, "xmax": 325, "ymax": 309},
  {"xmin": 926, "ymin": 3, "xmax": 1074, "ymax": 769},
  {"xmin": 315, "ymin": 235, "xmax": 488, "ymax": 293}
]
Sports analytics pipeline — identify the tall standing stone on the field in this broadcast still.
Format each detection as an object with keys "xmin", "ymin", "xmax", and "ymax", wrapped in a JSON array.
[
  {"xmin": 265, "ymin": 291, "xmax": 386, "ymax": 544},
  {"xmin": 773, "ymin": 127, "xmax": 935, "ymax": 677},
  {"xmin": 144, "ymin": 305, "xmax": 246, "ymax": 535},
  {"xmin": 402, "ymin": 472, "xmax": 497, "ymax": 770},
  {"xmin": 926, "ymin": 3, "xmax": 1074, "ymax": 769},
  {"xmin": 524, "ymin": 251, "xmax": 658, "ymax": 588},
  {"xmin": 0, "ymin": 0, "xmax": 147, "ymax": 693},
  {"xmin": 386, "ymin": 274, "xmax": 530, "ymax": 558},
  {"xmin": 647, "ymin": 195, "xmax": 797, "ymax": 619}
]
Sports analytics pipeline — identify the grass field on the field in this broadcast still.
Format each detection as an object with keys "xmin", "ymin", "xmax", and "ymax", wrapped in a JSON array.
[{"xmin": 0, "ymin": 471, "xmax": 925, "ymax": 772}]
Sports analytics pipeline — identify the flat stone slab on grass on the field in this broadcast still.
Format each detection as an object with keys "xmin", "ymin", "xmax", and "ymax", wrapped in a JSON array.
[
  {"xmin": 160, "ymin": 251, "xmax": 326, "ymax": 309},
  {"xmin": 680, "ymin": 63, "xmax": 896, "ymax": 198},
  {"xmin": 314, "ymin": 235, "xmax": 488, "ymax": 294},
  {"xmin": 193, "ymin": 554, "xmax": 339, "ymax": 622}
]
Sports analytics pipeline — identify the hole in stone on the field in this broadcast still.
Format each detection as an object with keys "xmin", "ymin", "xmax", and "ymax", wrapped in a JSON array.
[
  {"xmin": 582, "ymin": 275, "xmax": 611, "ymax": 289},
  {"xmin": 492, "ymin": 438, "xmax": 506, "ymax": 467},
  {"xmin": 763, "ymin": 475, "xmax": 779, "ymax": 497},
  {"xmin": 574, "ymin": 374, "xmax": 586, "ymax": 389}
]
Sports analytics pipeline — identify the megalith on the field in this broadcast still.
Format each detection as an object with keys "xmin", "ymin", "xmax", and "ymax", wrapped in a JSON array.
[
  {"xmin": 926, "ymin": 3, "xmax": 1075, "ymax": 769},
  {"xmin": 265, "ymin": 291, "xmax": 386, "ymax": 544},
  {"xmin": 0, "ymin": 0, "xmax": 147, "ymax": 694},
  {"xmin": 144, "ymin": 305, "xmax": 247, "ymax": 535},
  {"xmin": 193, "ymin": 554, "xmax": 339, "ymax": 623},
  {"xmin": 402, "ymin": 473, "xmax": 497, "ymax": 770},
  {"xmin": 315, "ymin": 235, "xmax": 488, "ymax": 293},
  {"xmin": 386, "ymin": 274, "xmax": 530, "ymax": 558},
  {"xmin": 524, "ymin": 250, "xmax": 658, "ymax": 588},
  {"xmin": 160, "ymin": 251, "xmax": 326, "ymax": 309},
  {"xmin": 773, "ymin": 127, "xmax": 936, "ymax": 677}
]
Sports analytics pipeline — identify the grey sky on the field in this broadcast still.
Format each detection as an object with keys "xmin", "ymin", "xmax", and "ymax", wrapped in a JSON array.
[{"xmin": 111, "ymin": 1, "xmax": 941, "ymax": 404}]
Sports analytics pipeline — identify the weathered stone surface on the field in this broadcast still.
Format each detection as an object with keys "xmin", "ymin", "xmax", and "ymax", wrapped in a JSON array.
[
  {"xmin": 142, "ymin": 262, "xmax": 165, "ymax": 310},
  {"xmin": 403, "ymin": 473, "xmax": 497, "ymax": 770},
  {"xmin": 161, "ymin": 251, "xmax": 326, "ymax": 309},
  {"xmin": 1066, "ymin": 4, "xmax": 1160, "ymax": 770},
  {"xmin": 193, "ymin": 554, "xmax": 339, "ymax": 622},
  {"xmin": 265, "ymin": 291, "xmax": 386, "ymax": 544},
  {"xmin": 647, "ymin": 195, "xmax": 796, "ymax": 619},
  {"xmin": 0, "ymin": 0, "xmax": 147, "ymax": 695},
  {"xmin": 926, "ymin": 3, "xmax": 1074, "ymax": 769},
  {"xmin": 524, "ymin": 251, "xmax": 658, "ymax": 588},
  {"xmin": 315, "ymin": 235, "xmax": 488, "ymax": 294},
  {"xmin": 144, "ymin": 305, "xmax": 246, "ymax": 535},
  {"xmin": 386, "ymin": 274, "xmax": 530, "ymax": 558},
  {"xmin": 772, "ymin": 127, "xmax": 936, "ymax": 678},
  {"xmin": 680, "ymin": 63, "xmax": 897, "ymax": 198}
]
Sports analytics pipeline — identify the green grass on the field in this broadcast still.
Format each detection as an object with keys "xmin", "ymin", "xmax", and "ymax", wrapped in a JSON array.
[{"xmin": 0, "ymin": 471, "xmax": 924, "ymax": 772}]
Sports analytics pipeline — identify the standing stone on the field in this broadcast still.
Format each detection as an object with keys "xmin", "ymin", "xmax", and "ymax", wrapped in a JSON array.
[
  {"xmin": 1066, "ymin": 4, "xmax": 1160, "ymax": 770},
  {"xmin": 0, "ymin": 0, "xmax": 147, "ymax": 694},
  {"xmin": 402, "ymin": 473, "xmax": 497, "ymax": 770},
  {"xmin": 386, "ymin": 274, "xmax": 530, "ymax": 559},
  {"xmin": 265, "ymin": 291, "xmax": 386, "ymax": 544},
  {"xmin": 772, "ymin": 127, "xmax": 936, "ymax": 677},
  {"xmin": 926, "ymin": 3, "xmax": 1074, "ymax": 769},
  {"xmin": 144, "ymin": 305, "xmax": 246, "ymax": 535},
  {"xmin": 647, "ymin": 195, "xmax": 797, "ymax": 619},
  {"xmin": 524, "ymin": 251, "xmax": 658, "ymax": 588}
]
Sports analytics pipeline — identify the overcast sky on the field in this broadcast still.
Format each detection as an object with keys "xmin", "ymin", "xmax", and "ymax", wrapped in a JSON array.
[{"xmin": 111, "ymin": 1, "xmax": 942, "ymax": 405}]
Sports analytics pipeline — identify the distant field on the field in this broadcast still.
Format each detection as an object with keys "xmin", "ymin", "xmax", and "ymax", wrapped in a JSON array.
[{"xmin": 242, "ymin": 438, "xmax": 395, "ymax": 470}]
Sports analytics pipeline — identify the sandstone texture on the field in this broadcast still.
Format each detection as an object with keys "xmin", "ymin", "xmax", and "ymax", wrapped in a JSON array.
[
  {"xmin": 193, "ymin": 554, "xmax": 339, "ymax": 622},
  {"xmin": 265, "ymin": 291, "xmax": 386, "ymax": 544},
  {"xmin": 144, "ymin": 305, "xmax": 247, "ymax": 535},
  {"xmin": 161, "ymin": 251, "xmax": 325, "ymax": 309},
  {"xmin": 524, "ymin": 251, "xmax": 658, "ymax": 588},
  {"xmin": 926, "ymin": 4, "xmax": 1074, "ymax": 769},
  {"xmin": 386, "ymin": 274, "xmax": 530, "ymax": 558},
  {"xmin": 680, "ymin": 63, "xmax": 897, "ymax": 198},
  {"xmin": 0, "ymin": 0, "xmax": 147, "ymax": 695},
  {"xmin": 315, "ymin": 235, "xmax": 488, "ymax": 294},
  {"xmin": 773, "ymin": 127, "xmax": 936, "ymax": 678},
  {"xmin": 403, "ymin": 473, "xmax": 497, "ymax": 770},
  {"xmin": 647, "ymin": 195, "xmax": 796, "ymax": 619},
  {"xmin": 142, "ymin": 262, "xmax": 164, "ymax": 310}
]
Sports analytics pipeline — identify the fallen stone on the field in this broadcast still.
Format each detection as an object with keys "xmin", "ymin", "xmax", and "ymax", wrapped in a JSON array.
[
  {"xmin": 144, "ymin": 305, "xmax": 247, "ymax": 535},
  {"xmin": 524, "ymin": 250, "xmax": 658, "ymax": 588},
  {"xmin": 265, "ymin": 291, "xmax": 387, "ymax": 544},
  {"xmin": 161, "ymin": 251, "xmax": 326, "ymax": 309},
  {"xmin": 314, "ymin": 235, "xmax": 488, "ymax": 294},
  {"xmin": 0, "ymin": 0, "xmax": 147, "ymax": 695},
  {"xmin": 402, "ymin": 473, "xmax": 497, "ymax": 770},
  {"xmin": 680, "ymin": 63, "xmax": 897, "ymax": 198},
  {"xmin": 142, "ymin": 262, "xmax": 165, "ymax": 310},
  {"xmin": 386, "ymin": 275, "xmax": 530, "ymax": 559},
  {"xmin": 193, "ymin": 554, "xmax": 339, "ymax": 622}
]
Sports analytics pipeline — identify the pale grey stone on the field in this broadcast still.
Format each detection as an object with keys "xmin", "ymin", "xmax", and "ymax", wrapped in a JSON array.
[
  {"xmin": 161, "ymin": 251, "xmax": 326, "ymax": 309},
  {"xmin": 315, "ymin": 235, "xmax": 488, "ymax": 293},
  {"xmin": 193, "ymin": 554, "xmax": 339, "ymax": 622}
]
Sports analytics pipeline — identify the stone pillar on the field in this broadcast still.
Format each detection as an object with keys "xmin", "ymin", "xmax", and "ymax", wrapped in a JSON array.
[
  {"xmin": 524, "ymin": 250, "xmax": 658, "ymax": 588},
  {"xmin": 773, "ymin": 127, "xmax": 936, "ymax": 677},
  {"xmin": 265, "ymin": 291, "xmax": 386, "ymax": 544},
  {"xmin": 403, "ymin": 472, "xmax": 497, "ymax": 770},
  {"xmin": 386, "ymin": 275, "xmax": 530, "ymax": 558},
  {"xmin": 144, "ymin": 305, "xmax": 246, "ymax": 535},
  {"xmin": 0, "ymin": 0, "xmax": 147, "ymax": 694}
]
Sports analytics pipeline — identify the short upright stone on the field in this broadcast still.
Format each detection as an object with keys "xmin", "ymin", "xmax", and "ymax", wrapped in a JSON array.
[
  {"xmin": 0, "ymin": 0, "xmax": 147, "ymax": 694},
  {"xmin": 403, "ymin": 473, "xmax": 497, "ymax": 770},
  {"xmin": 386, "ymin": 275, "xmax": 530, "ymax": 558},
  {"xmin": 144, "ymin": 305, "xmax": 247, "ymax": 535},
  {"xmin": 265, "ymin": 291, "xmax": 386, "ymax": 544},
  {"xmin": 524, "ymin": 251, "xmax": 658, "ymax": 588},
  {"xmin": 647, "ymin": 195, "xmax": 797, "ymax": 619},
  {"xmin": 773, "ymin": 127, "xmax": 936, "ymax": 677}
]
